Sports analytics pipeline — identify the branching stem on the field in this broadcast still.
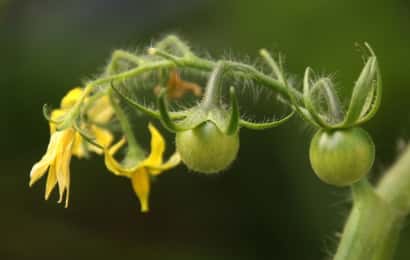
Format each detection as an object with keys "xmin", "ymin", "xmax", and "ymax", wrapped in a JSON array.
[{"xmin": 59, "ymin": 41, "xmax": 410, "ymax": 260}]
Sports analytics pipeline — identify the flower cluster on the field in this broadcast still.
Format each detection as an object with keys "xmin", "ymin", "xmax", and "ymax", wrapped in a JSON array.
[
  {"xmin": 30, "ymin": 86, "xmax": 180, "ymax": 211},
  {"xmin": 30, "ymin": 88, "xmax": 113, "ymax": 207}
]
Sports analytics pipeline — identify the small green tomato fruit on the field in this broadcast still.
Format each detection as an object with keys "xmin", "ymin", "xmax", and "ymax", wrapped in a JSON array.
[
  {"xmin": 176, "ymin": 121, "xmax": 239, "ymax": 174},
  {"xmin": 309, "ymin": 127, "xmax": 375, "ymax": 186}
]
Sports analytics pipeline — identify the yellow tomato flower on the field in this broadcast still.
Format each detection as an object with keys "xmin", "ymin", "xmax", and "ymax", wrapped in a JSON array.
[
  {"xmin": 29, "ymin": 126, "xmax": 76, "ymax": 208},
  {"xmin": 51, "ymin": 88, "xmax": 114, "ymax": 158},
  {"xmin": 30, "ymin": 87, "xmax": 114, "ymax": 207},
  {"xmin": 71, "ymin": 94, "xmax": 115, "ymax": 158},
  {"xmin": 87, "ymin": 95, "xmax": 114, "ymax": 124},
  {"xmin": 104, "ymin": 123, "xmax": 181, "ymax": 212},
  {"xmin": 71, "ymin": 124, "xmax": 113, "ymax": 158},
  {"xmin": 60, "ymin": 87, "xmax": 84, "ymax": 109}
]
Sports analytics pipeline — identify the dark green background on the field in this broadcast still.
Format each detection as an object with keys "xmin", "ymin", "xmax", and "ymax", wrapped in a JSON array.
[{"xmin": 1, "ymin": 0, "xmax": 410, "ymax": 259}]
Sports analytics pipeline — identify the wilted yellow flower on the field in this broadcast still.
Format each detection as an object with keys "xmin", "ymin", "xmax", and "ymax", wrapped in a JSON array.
[
  {"xmin": 60, "ymin": 87, "xmax": 84, "ymax": 109},
  {"xmin": 52, "ymin": 88, "xmax": 115, "ymax": 158},
  {"xmin": 30, "ymin": 87, "xmax": 114, "ymax": 207},
  {"xmin": 29, "ymin": 126, "xmax": 75, "ymax": 207},
  {"xmin": 87, "ymin": 95, "xmax": 114, "ymax": 124},
  {"xmin": 71, "ymin": 124, "xmax": 114, "ymax": 158},
  {"xmin": 71, "ymin": 94, "xmax": 115, "ymax": 158},
  {"xmin": 154, "ymin": 70, "xmax": 202, "ymax": 99},
  {"xmin": 104, "ymin": 123, "xmax": 181, "ymax": 212}
]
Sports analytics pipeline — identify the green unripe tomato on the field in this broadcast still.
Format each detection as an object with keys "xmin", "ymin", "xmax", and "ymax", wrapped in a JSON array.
[
  {"xmin": 309, "ymin": 127, "xmax": 375, "ymax": 186},
  {"xmin": 176, "ymin": 121, "xmax": 239, "ymax": 174}
]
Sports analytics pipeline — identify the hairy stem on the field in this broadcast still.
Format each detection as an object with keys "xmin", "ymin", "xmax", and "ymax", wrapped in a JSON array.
[
  {"xmin": 188, "ymin": 56, "xmax": 303, "ymax": 101},
  {"xmin": 66, "ymin": 52, "xmax": 305, "ymax": 129},
  {"xmin": 154, "ymin": 34, "xmax": 193, "ymax": 57},
  {"xmin": 108, "ymin": 88, "xmax": 145, "ymax": 159},
  {"xmin": 105, "ymin": 53, "xmax": 146, "ymax": 159},
  {"xmin": 105, "ymin": 50, "xmax": 142, "ymax": 75}
]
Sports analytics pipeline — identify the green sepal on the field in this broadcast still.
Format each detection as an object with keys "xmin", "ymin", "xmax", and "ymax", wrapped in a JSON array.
[
  {"xmin": 303, "ymin": 67, "xmax": 334, "ymax": 129},
  {"xmin": 177, "ymin": 107, "xmax": 208, "ymax": 130},
  {"xmin": 301, "ymin": 44, "xmax": 381, "ymax": 130},
  {"xmin": 157, "ymin": 89, "xmax": 192, "ymax": 133},
  {"xmin": 239, "ymin": 110, "xmax": 295, "ymax": 130},
  {"xmin": 259, "ymin": 49, "xmax": 286, "ymax": 85},
  {"xmin": 224, "ymin": 87, "xmax": 240, "ymax": 135},
  {"xmin": 54, "ymin": 109, "xmax": 75, "ymax": 131},
  {"xmin": 310, "ymin": 77, "xmax": 343, "ymax": 123},
  {"xmin": 356, "ymin": 43, "xmax": 382, "ymax": 125},
  {"xmin": 343, "ymin": 51, "xmax": 378, "ymax": 126},
  {"xmin": 42, "ymin": 104, "xmax": 62, "ymax": 124}
]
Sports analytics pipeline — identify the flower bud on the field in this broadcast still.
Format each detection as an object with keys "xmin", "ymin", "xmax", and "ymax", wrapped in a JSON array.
[{"xmin": 176, "ymin": 121, "xmax": 239, "ymax": 174}]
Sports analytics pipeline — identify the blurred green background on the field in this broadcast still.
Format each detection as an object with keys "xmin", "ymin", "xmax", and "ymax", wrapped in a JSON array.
[{"xmin": 1, "ymin": 0, "xmax": 410, "ymax": 259}]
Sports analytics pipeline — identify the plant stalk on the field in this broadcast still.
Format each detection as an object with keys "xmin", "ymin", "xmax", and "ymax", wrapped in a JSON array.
[
  {"xmin": 108, "ymin": 88, "xmax": 145, "ymax": 160},
  {"xmin": 334, "ymin": 146, "xmax": 410, "ymax": 260}
]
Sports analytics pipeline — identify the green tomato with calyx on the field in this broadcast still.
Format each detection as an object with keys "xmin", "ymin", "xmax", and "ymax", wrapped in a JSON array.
[
  {"xmin": 176, "ymin": 121, "xmax": 239, "ymax": 174},
  {"xmin": 309, "ymin": 127, "xmax": 375, "ymax": 186}
]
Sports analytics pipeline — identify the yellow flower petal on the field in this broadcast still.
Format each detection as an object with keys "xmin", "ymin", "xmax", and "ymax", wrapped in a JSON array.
[
  {"xmin": 131, "ymin": 168, "xmax": 150, "ymax": 213},
  {"xmin": 88, "ymin": 126, "xmax": 113, "ymax": 154},
  {"xmin": 144, "ymin": 123, "xmax": 165, "ymax": 166},
  {"xmin": 140, "ymin": 124, "xmax": 181, "ymax": 175},
  {"xmin": 104, "ymin": 138, "xmax": 134, "ymax": 177},
  {"xmin": 29, "ymin": 131, "xmax": 61, "ymax": 187},
  {"xmin": 45, "ymin": 163, "xmax": 57, "ymax": 200},
  {"xmin": 60, "ymin": 87, "xmax": 83, "ymax": 109},
  {"xmin": 87, "ymin": 96, "xmax": 114, "ymax": 124},
  {"xmin": 49, "ymin": 109, "xmax": 67, "ymax": 133},
  {"xmin": 147, "ymin": 152, "xmax": 181, "ymax": 176},
  {"xmin": 101, "ymin": 124, "xmax": 182, "ymax": 212},
  {"xmin": 71, "ymin": 132, "xmax": 87, "ymax": 158},
  {"xmin": 55, "ymin": 129, "xmax": 75, "ymax": 208}
]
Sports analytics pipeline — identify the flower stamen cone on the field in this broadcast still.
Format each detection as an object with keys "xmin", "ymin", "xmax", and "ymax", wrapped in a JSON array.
[
  {"xmin": 104, "ymin": 123, "xmax": 181, "ymax": 212},
  {"xmin": 30, "ymin": 127, "xmax": 75, "ymax": 208}
]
